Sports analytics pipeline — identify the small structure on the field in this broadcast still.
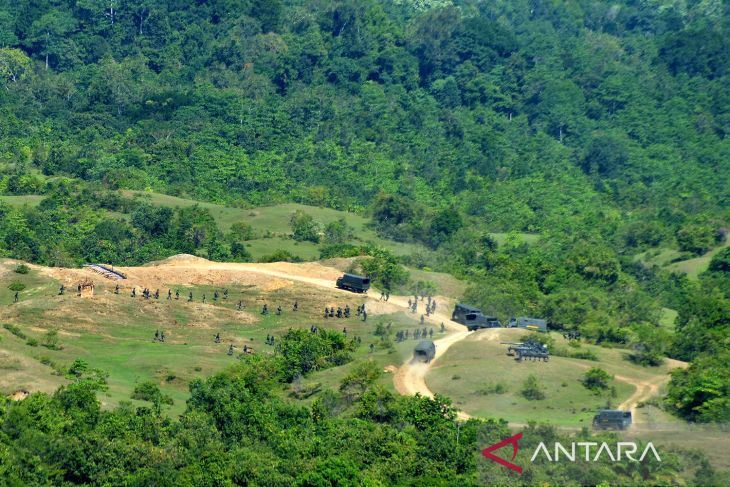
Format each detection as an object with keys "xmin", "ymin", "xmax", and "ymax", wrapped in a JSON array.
[
  {"xmin": 78, "ymin": 278, "xmax": 95, "ymax": 297},
  {"xmin": 592, "ymin": 409, "xmax": 632, "ymax": 430},
  {"xmin": 413, "ymin": 340, "xmax": 436, "ymax": 363},
  {"xmin": 336, "ymin": 273, "xmax": 370, "ymax": 293}
]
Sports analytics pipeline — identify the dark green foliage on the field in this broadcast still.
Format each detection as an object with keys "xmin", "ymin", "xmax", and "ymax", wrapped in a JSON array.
[
  {"xmin": 289, "ymin": 210, "xmax": 321, "ymax": 243},
  {"xmin": 522, "ymin": 374, "xmax": 545, "ymax": 400},
  {"xmin": 582, "ymin": 367, "xmax": 613, "ymax": 392},
  {"xmin": 274, "ymin": 328, "xmax": 354, "ymax": 382},
  {"xmin": 13, "ymin": 264, "xmax": 29, "ymax": 274}
]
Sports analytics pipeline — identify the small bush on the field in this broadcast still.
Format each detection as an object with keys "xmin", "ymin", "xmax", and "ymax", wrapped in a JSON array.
[
  {"xmin": 582, "ymin": 367, "xmax": 613, "ymax": 392},
  {"xmin": 26, "ymin": 338, "xmax": 38, "ymax": 347},
  {"xmin": 42, "ymin": 329, "xmax": 61, "ymax": 350},
  {"xmin": 522, "ymin": 374, "xmax": 546, "ymax": 400},
  {"xmin": 452, "ymin": 374, "xmax": 461, "ymax": 380},
  {"xmin": 8, "ymin": 282, "xmax": 25, "ymax": 292},
  {"xmin": 14, "ymin": 264, "xmax": 30, "ymax": 274}
]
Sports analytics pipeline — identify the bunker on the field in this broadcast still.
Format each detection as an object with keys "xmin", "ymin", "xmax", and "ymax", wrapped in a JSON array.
[
  {"xmin": 336, "ymin": 273, "xmax": 370, "ymax": 293},
  {"xmin": 451, "ymin": 304, "xmax": 501, "ymax": 331},
  {"xmin": 507, "ymin": 317, "xmax": 547, "ymax": 333},
  {"xmin": 414, "ymin": 340, "xmax": 436, "ymax": 363},
  {"xmin": 592, "ymin": 409, "xmax": 632, "ymax": 430}
]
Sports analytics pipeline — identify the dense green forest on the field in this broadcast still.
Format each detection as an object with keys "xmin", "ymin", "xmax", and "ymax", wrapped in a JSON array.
[{"xmin": 0, "ymin": 0, "xmax": 728, "ymax": 481}]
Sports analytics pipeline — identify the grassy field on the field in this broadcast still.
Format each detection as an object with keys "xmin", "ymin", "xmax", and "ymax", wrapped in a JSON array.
[
  {"xmin": 0, "ymin": 195, "xmax": 44, "ymax": 207},
  {"xmin": 123, "ymin": 190, "xmax": 427, "ymax": 259},
  {"xmin": 635, "ymin": 236, "xmax": 729, "ymax": 280},
  {"xmin": 426, "ymin": 328, "xmax": 677, "ymax": 426}
]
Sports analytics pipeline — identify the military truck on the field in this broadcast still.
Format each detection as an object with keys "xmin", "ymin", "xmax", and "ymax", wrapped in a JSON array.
[
  {"xmin": 413, "ymin": 340, "xmax": 436, "ymax": 363},
  {"xmin": 336, "ymin": 273, "xmax": 370, "ymax": 293},
  {"xmin": 507, "ymin": 317, "xmax": 547, "ymax": 333},
  {"xmin": 451, "ymin": 304, "xmax": 501, "ymax": 331},
  {"xmin": 592, "ymin": 409, "xmax": 632, "ymax": 430}
]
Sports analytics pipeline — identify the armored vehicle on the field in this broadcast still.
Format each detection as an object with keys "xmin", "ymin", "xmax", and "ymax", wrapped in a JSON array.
[
  {"xmin": 451, "ymin": 304, "xmax": 501, "ymax": 331},
  {"xmin": 507, "ymin": 317, "xmax": 547, "ymax": 333},
  {"xmin": 414, "ymin": 340, "xmax": 436, "ymax": 363},
  {"xmin": 592, "ymin": 409, "xmax": 632, "ymax": 430},
  {"xmin": 336, "ymin": 273, "xmax": 370, "ymax": 293},
  {"xmin": 502, "ymin": 338, "xmax": 550, "ymax": 362}
]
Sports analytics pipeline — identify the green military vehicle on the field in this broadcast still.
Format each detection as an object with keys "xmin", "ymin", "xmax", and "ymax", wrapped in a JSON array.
[
  {"xmin": 336, "ymin": 273, "xmax": 371, "ymax": 293},
  {"xmin": 451, "ymin": 304, "xmax": 501, "ymax": 331},
  {"xmin": 592, "ymin": 409, "xmax": 632, "ymax": 430},
  {"xmin": 414, "ymin": 340, "xmax": 436, "ymax": 363}
]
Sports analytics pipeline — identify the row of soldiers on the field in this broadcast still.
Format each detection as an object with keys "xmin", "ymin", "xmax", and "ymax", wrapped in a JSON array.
[
  {"xmin": 396, "ymin": 328, "xmax": 434, "ymax": 342},
  {"xmin": 261, "ymin": 302, "xmax": 297, "ymax": 315}
]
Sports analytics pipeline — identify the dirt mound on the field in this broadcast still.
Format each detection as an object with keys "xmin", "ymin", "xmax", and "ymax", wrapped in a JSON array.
[
  {"xmin": 151, "ymin": 254, "xmax": 211, "ymax": 266},
  {"xmin": 9, "ymin": 389, "xmax": 29, "ymax": 401}
]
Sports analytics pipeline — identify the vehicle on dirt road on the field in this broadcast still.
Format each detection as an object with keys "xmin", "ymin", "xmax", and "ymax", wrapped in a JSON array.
[
  {"xmin": 592, "ymin": 409, "xmax": 632, "ymax": 430},
  {"xmin": 451, "ymin": 304, "xmax": 501, "ymax": 331},
  {"xmin": 413, "ymin": 340, "xmax": 436, "ymax": 363},
  {"xmin": 336, "ymin": 273, "xmax": 370, "ymax": 293}
]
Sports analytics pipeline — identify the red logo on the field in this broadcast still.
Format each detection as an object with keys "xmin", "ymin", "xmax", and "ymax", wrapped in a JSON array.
[{"xmin": 481, "ymin": 432, "xmax": 523, "ymax": 474}]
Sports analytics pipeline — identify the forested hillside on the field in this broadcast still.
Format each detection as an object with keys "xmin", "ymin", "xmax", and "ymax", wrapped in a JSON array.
[{"xmin": 0, "ymin": 0, "xmax": 728, "ymax": 432}]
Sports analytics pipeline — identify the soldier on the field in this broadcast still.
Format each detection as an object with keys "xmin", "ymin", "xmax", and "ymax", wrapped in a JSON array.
[
  {"xmin": 380, "ymin": 291, "xmax": 385, "ymax": 300},
  {"xmin": 440, "ymin": 322, "xmax": 445, "ymax": 333},
  {"xmin": 175, "ymin": 289, "xmax": 180, "ymax": 300},
  {"xmin": 261, "ymin": 303, "xmax": 268, "ymax": 315},
  {"xmin": 415, "ymin": 329, "xmax": 420, "ymax": 340},
  {"xmin": 132, "ymin": 288, "xmax": 137, "ymax": 298},
  {"xmin": 344, "ymin": 305, "xmax": 350, "ymax": 318},
  {"xmin": 237, "ymin": 300, "xmax": 243, "ymax": 311},
  {"xmin": 223, "ymin": 289, "xmax": 229, "ymax": 300},
  {"xmin": 160, "ymin": 331, "xmax": 165, "ymax": 342},
  {"xmin": 77, "ymin": 284, "xmax": 82, "ymax": 296},
  {"xmin": 188, "ymin": 291, "xmax": 193, "ymax": 302},
  {"xmin": 362, "ymin": 310, "xmax": 367, "ymax": 322},
  {"xmin": 356, "ymin": 305, "xmax": 361, "ymax": 317},
  {"xmin": 167, "ymin": 289, "xmax": 172, "ymax": 300},
  {"xmin": 369, "ymin": 343, "xmax": 375, "ymax": 353},
  {"xmin": 115, "ymin": 284, "xmax": 120, "ymax": 295},
  {"xmin": 420, "ymin": 314, "xmax": 425, "ymax": 325},
  {"xmin": 408, "ymin": 298, "xmax": 412, "ymax": 308},
  {"xmin": 429, "ymin": 328, "xmax": 433, "ymax": 338},
  {"xmin": 14, "ymin": 291, "xmax": 19, "ymax": 303},
  {"xmin": 385, "ymin": 292, "xmax": 390, "ymax": 301},
  {"xmin": 270, "ymin": 336, "xmax": 275, "ymax": 346},
  {"xmin": 276, "ymin": 305, "xmax": 282, "ymax": 316},
  {"xmin": 59, "ymin": 284, "xmax": 65, "ymax": 295},
  {"xmin": 155, "ymin": 329, "xmax": 160, "ymax": 341},
  {"xmin": 293, "ymin": 300, "xmax": 298, "ymax": 311},
  {"xmin": 427, "ymin": 295, "xmax": 432, "ymax": 307},
  {"xmin": 266, "ymin": 334, "xmax": 271, "ymax": 344},
  {"xmin": 324, "ymin": 307, "xmax": 329, "ymax": 318},
  {"xmin": 214, "ymin": 290, "xmax": 219, "ymax": 302},
  {"xmin": 422, "ymin": 327, "xmax": 427, "ymax": 338},
  {"xmin": 431, "ymin": 301, "xmax": 437, "ymax": 313},
  {"xmin": 214, "ymin": 333, "xmax": 221, "ymax": 343},
  {"xmin": 336, "ymin": 307, "xmax": 343, "ymax": 318},
  {"xmin": 202, "ymin": 294, "xmax": 206, "ymax": 303},
  {"xmin": 227, "ymin": 344, "xmax": 234, "ymax": 356},
  {"xmin": 329, "ymin": 308, "xmax": 335, "ymax": 318},
  {"xmin": 343, "ymin": 327, "xmax": 347, "ymax": 335},
  {"xmin": 411, "ymin": 302, "xmax": 417, "ymax": 314},
  {"xmin": 243, "ymin": 344, "xmax": 248, "ymax": 353}
]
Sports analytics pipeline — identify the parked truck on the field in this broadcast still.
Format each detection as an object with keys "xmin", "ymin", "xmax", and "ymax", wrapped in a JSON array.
[{"xmin": 507, "ymin": 317, "xmax": 547, "ymax": 333}]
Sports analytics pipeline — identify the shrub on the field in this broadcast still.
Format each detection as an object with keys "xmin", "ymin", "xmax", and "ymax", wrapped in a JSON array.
[
  {"xmin": 522, "ymin": 374, "xmax": 545, "ymax": 400},
  {"xmin": 8, "ymin": 282, "xmax": 25, "ymax": 292},
  {"xmin": 14, "ymin": 264, "xmax": 30, "ymax": 274},
  {"xmin": 26, "ymin": 338, "xmax": 38, "ymax": 347},
  {"xmin": 582, "ymin": 367, "xmax": 613, "ymax": 392}
]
